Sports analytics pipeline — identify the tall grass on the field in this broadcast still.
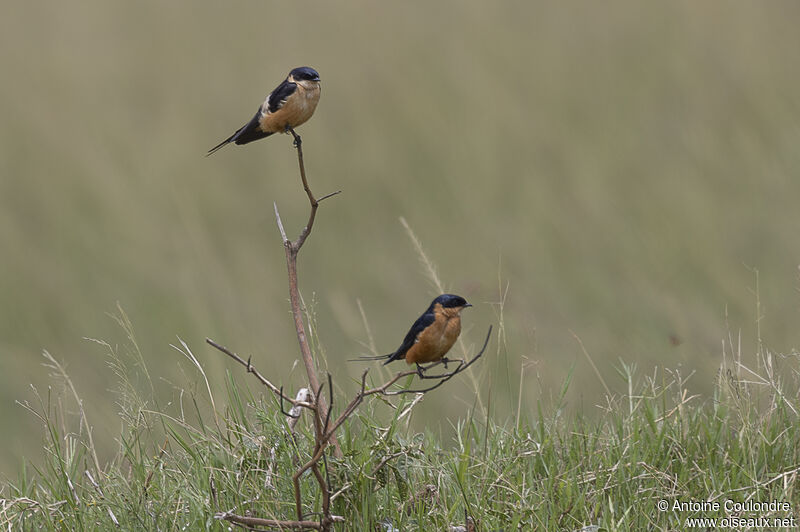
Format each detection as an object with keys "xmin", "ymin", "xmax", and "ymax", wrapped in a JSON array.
[{"xmin": 2, "ymin": 305, "xmax": 798, "ymax": 530}]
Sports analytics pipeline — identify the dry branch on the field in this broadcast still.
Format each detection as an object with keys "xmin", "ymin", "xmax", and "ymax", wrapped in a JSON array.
[
  {"xmin": 214, "ymin": 511, "xmax": 344, "ymax": 530},
  {"xmin": 205, "ymin": 338, "xmax": 307, "ymax": 407},
  {"xmin": 206, "ymin": 131, "xmax": 490, "ymax": 531},
  {"xmin": 277, "ymin": 128, "xmax": 342, "ymax": 458}
]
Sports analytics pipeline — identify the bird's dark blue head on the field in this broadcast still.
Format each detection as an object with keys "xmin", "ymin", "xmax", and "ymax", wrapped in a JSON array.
[
  {"xmin": 431, "ymin": 294, "xmax": 471, "ymax": 310},
  {"xmin": 290, "ymin": 66, "xmax": 321, "ymax": 82}
]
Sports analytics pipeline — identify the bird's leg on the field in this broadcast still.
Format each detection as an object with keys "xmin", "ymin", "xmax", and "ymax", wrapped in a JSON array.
[
  {"xmin": 415, "ymin": 360, "xmax": 449, "ymax": 379},
  {"xmin": 288, "ymin": 126, "xmax": 302, "ymax": 148},
  {"xmin": 414, "ymin": 359, "xmax": 467, "ymax": 380}
]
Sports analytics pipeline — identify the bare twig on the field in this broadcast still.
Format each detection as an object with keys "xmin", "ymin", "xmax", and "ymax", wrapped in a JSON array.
[
  {"xmin": 206, "ymin": 338, "xmax": 304, "ymax": 407},
  {"xmin": 290, "ymin": 377, "xmax": 332, "ymax": 523},
  {"xmin": 215, "ymin": 511, "xmax": 330, "ymax": 530},
  {"xmin": 285, "ymin": 128, "xmax": 341, "ymax": 249},
  {"xmin": 321, "ymin": 373, "xmax": 334, "ymax": 440},
  {"xmin": 292, "ymin": 438, "xmax": 331, "ymax": 520},
  {"xmin": 275, "ymin": 129, "xmax": 343, "ymax": 458},
  {"xmin": 274, "ymin": 202, "xmax": 288, "ymax": 242}
]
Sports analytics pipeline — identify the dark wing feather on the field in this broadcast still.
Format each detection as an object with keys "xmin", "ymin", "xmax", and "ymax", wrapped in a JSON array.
[
  {"xmin": 383, "ymin": 312, "xmax": 436, "ymax": 365},
  {"xmin": 206, "ymin": 107, "xmax": 272, "ymax": 155},
  {"xmin": 230, "ymin": 108, "xmax": 272, "ymax": 145},
  {"xmin": 266, "ymin": 79, "xmax": 298, "ymax": 113},
  {"xmin": 207, "ymin": 131, "xmax": 237, "ymax": 156}
]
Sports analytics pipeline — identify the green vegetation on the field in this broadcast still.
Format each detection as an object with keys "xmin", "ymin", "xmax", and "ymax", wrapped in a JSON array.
[{"xmin": 2, "ymin": 310, "xmax": 798, "ymax": 530}]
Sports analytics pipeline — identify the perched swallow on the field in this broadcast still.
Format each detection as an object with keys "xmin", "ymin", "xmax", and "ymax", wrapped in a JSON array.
[
  {"xmin": 207, "ymin": 66, "xmax": 321, "ymax": 155},
  {"xmin": 356, "ymin": 294, "xmax": 472, "ymax": 370}
]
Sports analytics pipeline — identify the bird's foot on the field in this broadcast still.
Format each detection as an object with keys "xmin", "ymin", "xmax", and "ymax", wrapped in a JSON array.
[
  {"xmin": 287, "ymin": 126, "xmax": 302, "ymax": 147},
  {"xmin": 416, "ymin": 360, "xmax": 453, "ymax": 379}
]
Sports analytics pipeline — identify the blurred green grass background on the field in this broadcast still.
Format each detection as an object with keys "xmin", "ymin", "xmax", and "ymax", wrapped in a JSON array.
[{"xmin": 2, "ymin": 1, "xmax": 799, "ymax": 476}]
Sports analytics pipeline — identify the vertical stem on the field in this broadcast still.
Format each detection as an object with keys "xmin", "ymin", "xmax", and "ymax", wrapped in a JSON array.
[
  {"xmin": 311, "ymin": 463, "xmax": 330, "ymax": 531},
  {"xmin": 281, "ymin": 129, "xmax": 342, "ymax": 457}
]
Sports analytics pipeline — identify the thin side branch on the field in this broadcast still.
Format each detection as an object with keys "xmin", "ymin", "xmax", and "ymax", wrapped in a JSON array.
[
  {"xmin": 284, "ymin": 128, "xmax": 340, "ymax": 250},
  {"xmin": 206, "ymin": 338, "xmax": 308, "ymax": 407},
  {"xmin": 323, "ymin": 325, "xmax": 492, "ymax": 441},
  {"xmin": 274, "ymin": 202, "xmax": 288, "ymax": 242}
]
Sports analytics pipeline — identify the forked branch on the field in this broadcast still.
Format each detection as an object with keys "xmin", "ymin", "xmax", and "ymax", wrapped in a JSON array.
[
  {"xmin": 276, "ymin": 128, "xmax": 342, "ymax": 457},
  {"xmin": 207, "ymin": 131, "xmax": 490, "ymax": 531}
]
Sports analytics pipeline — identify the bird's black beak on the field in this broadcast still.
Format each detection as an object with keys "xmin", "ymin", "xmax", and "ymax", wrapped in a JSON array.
[{"xmin": 463, "ymin": 303, "xmax": 473, "ymax": 308}]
